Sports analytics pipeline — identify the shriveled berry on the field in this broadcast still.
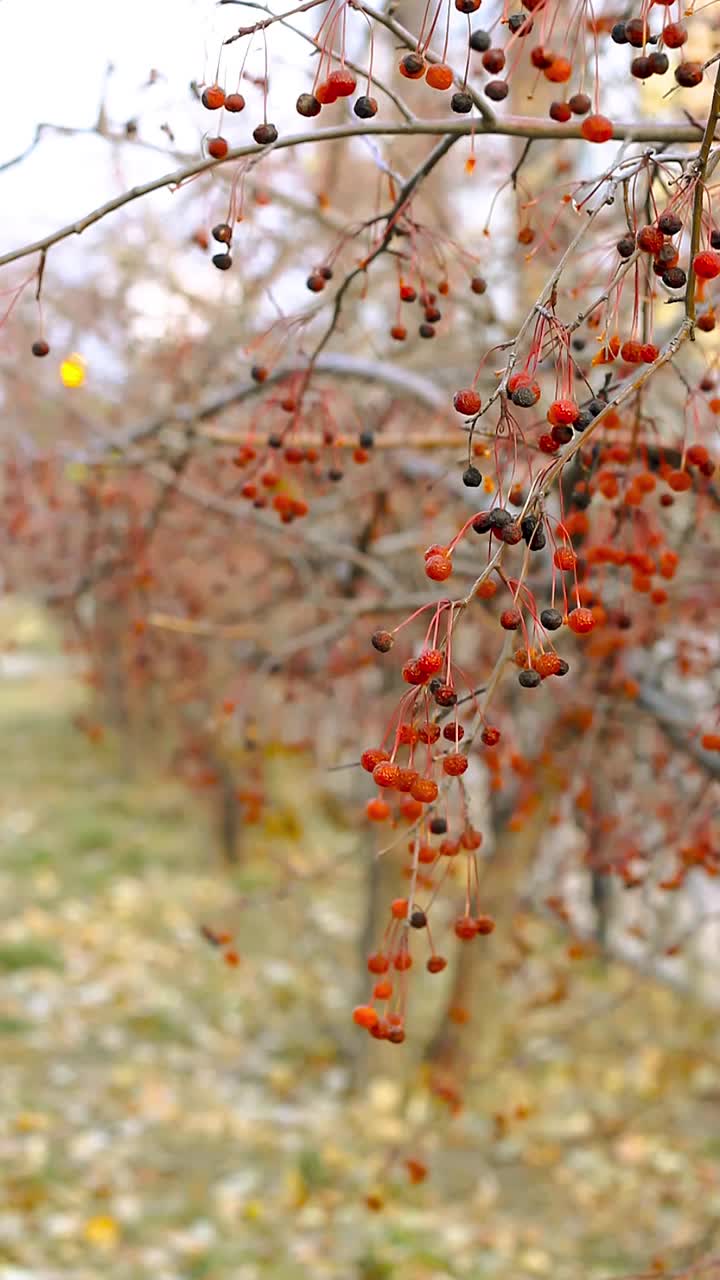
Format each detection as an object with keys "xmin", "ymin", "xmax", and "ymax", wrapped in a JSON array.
[
  {"xmin": 296, "ymin": 92, "xmax": 321, "ymax": 117},
  {"xmin": 399, "ymin": 53, "xmax": 426, "ymax": 78},
  {"xmin": 454, "ymin": 388, "xmax": 482, "ymax": 414},
  {"xmin": 508, "ymin": 12, "xmax": 532, "ymax": 32},
  {"xmin": 637, "ymin": 225, "xmax": 664, "ymax": 254},
  {"xmin": 489, "ymin": 507, "xmax": 512, "ymax": 529},
  {"xmin": 519, "ymin": 669, "xmax": 542, "ymax": 687},
  {"xmin": 253, "ymin": 123, "xmax": 278, "ymax": 144},
  {"xmin": 511, "ymin": 384, "xmax": 540, "ymax": 408},
  {"xmin": 658, "ymin": 210, "xmax": 682, "ymax": 236},
  {"xmin": 540, "ymin": 607, "xmax": 563, "ymax": 630},
  {"xmin": 451, "ymin": 91, "xmax": 473, "ymax": 113},
  {"xmin": 662, "ymin": 267, "xmax": 686, "ymax": 290},
  {"xmin": 433, "ymin": 684, "xmax": 457, "ymax": 707},
  {"xmin": 463, "ymin": 465, "xmax": 483, "ymax": 487},
  {"xmin": 371, "ymin": 630, "xmax": 394, "ymax": 653},
  {"xmin": 354, "ymin": 95, "xmax": 378, "ymax": 118},
  {"xmin": 617, "ymin": 235, "xmax": 636, "ymax": 259}
]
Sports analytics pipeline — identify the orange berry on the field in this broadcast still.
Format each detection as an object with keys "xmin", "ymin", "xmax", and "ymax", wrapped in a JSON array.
[
  {"xmin": 581, "ymin": 113, "xmax": 613, "ymax": 143},
  {"xmin": 353, "ymin": 1004, "xmax": 379, "ymax": 1029},
  {"xmin": 426, "ymin": 62, "xmax": 454, "ymax": 89}
]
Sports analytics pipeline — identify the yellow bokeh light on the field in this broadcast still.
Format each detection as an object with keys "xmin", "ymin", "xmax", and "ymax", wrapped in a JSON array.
[{"xmin": 60, "ymin": 353, "xmax": 85, "ymax": 389}]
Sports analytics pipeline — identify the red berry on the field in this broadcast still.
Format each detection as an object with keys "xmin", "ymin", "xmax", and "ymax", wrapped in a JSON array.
[
  {"xmin": 373, "ymin": 761, "xmax": 401, "ymax": 788},
  {"xmin": 453, "ymin": 388, "xmax": 482, "ymax": 415},
  {"xmin": 202, "ymin": 85, "xmax": 225, "ymax": 110},
  {"xmin": 361, "ymin": 748, "xmax": 390, "ymax": 773},
  {"xmin": 208, "ymin": 136, "xmax": 229, "ymax": 159},
  {"xmin": 581, "ymin": 114, "xmax": 613, "ymax": 143},
  {"xmin": 425, "ymin": 554, "xmax": 453, "ymax": 582},
  {"xmin": 548, "ymin": 398, "xmax": 580, "ymax": 425},
  {"xmin": 694, "ymin": 251, "xmax": 720, "ymax": 280},
  {"xmin": 567, "ymin": 607, "xmax": 596, "ymax": 634}
]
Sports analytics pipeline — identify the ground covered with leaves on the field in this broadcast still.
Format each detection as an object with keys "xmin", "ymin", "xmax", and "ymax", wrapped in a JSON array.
[{"xmin": 2, "ymin": 663, "xmax": 720, "ymax": 1280}]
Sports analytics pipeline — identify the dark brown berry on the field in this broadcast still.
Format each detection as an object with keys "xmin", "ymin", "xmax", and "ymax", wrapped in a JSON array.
[
  {"xmin": 540, "ymin": 607, "xmax": 563, "ymax": 630},
  {"xmin": 519, "ymin": 669, "xmax": 542, "ymax": 688},
  {"xmin": 296, "ymin": 93, "xmax": 321, "ymax": 117},
  {"xmin": 32, "ymin": 339, "xmax": 50, "ymax": 357},
  {"xmin": 675, "ymin": 62, "xmax": 703, "ymax": 88},
  {"xmin": 648, "ymin": 51, "xmax": 669, "ymax": 74},
  {"xmin": 631, "ymin": 55, "xmax": 653, "ymax": 79},
  {"xmin": 253, "ymin": 122, "xmax": 278, "ymax": 144},
  {"xmin": 212, "ymin": 222, "xmax": 232, "ymax": 244},
  {"xmin": 568, "ymin": 92, "xmax": 591, "ymax": 115},
  {"xmin": 662, "ymin": 267, "xmax": 686, "ymax": 289},
  {"xmin": 624, "ymin": 18, "xmax": 647, "ymax": 47},
  {"xmin": 485, "ymin": 80, "xmax": 509, "ymax": 100},
  {"xmin": 354, "ymin": 95, "xmax": 378, "ymax": 118},
  {"xmin": 451, "ymin": 91, "xmax": 473, "ymax": 113},
  {"xmin": 371, "ymin": 630, "xmax": 394, "ymax": 653}
]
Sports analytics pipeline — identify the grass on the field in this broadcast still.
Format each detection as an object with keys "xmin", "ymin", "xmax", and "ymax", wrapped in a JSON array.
[{"xmin": 1, "ymin": 661, "xmax": 720, "ymax": 1279}]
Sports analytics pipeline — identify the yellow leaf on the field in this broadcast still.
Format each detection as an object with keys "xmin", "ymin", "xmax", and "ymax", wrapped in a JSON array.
[
  {"xmin": 60, "ymin": 354, "xmax": 85, "ymax": 389},
  {"xmin": 83, "ymin": 1215, "xmax": 119, "ymax": 1248}
]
